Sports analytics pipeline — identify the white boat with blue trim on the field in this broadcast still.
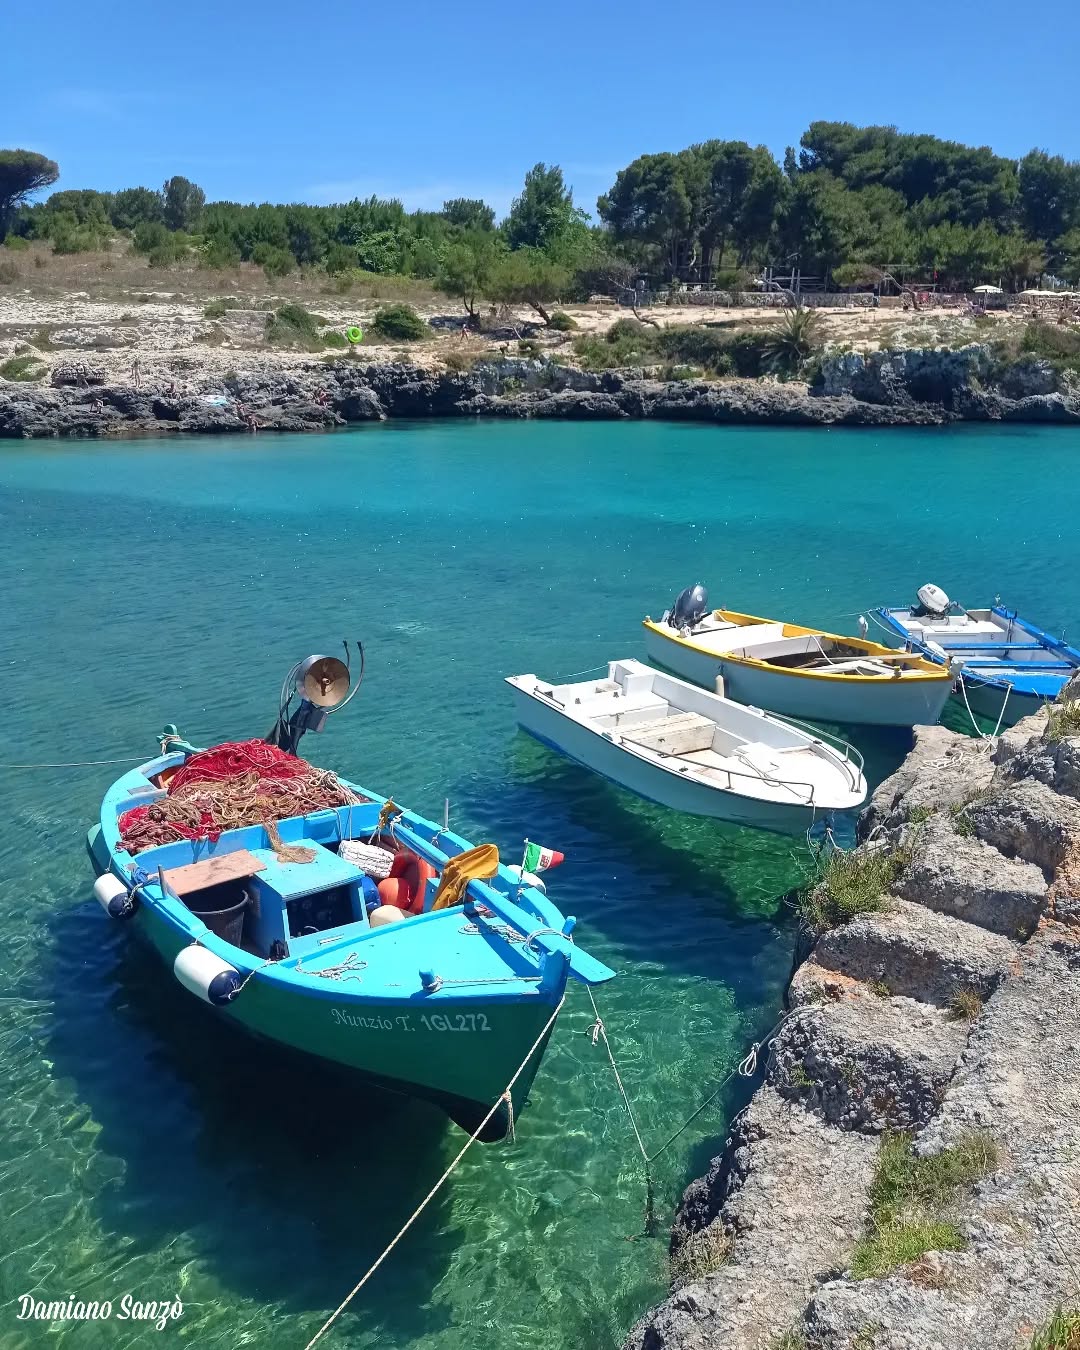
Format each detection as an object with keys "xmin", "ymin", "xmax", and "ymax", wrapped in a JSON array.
[
  {"xmin": 875, "ymin": 585, "xmax": 1080, "ymax": 728},
  {"xmin": 506, "ymin": 659, "xmax": 866, "ymax": 835}
]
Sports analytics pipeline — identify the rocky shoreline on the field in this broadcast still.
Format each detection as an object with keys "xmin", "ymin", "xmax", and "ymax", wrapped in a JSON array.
[
  {"xmin": 625, "ymin": 710, "xmax": 1080, "ymax": 1350},
  {"xmin": 2, "ymin": 344, "xmax": 1079, "ymax": 438}
]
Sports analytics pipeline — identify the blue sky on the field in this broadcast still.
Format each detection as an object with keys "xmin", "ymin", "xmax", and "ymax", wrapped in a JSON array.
[{"xmin": 5, "ymin": 0, "xmax": 1079, "ymax": 219}]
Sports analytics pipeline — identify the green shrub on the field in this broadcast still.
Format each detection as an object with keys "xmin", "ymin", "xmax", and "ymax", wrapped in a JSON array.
[
  {"xmin": 52, "ymin": 228, "xmax": 103, "ymax": 255},
  {"xmin": 851, "ymin": 1131, "xmax": 998, "ymax": 1279},
  {"xmin": 797, "ymin": 848, "xmax": 900, "ymax": 932},
  {"xmin": 322, "ymin": 330, "xmax": 348, "ymax": 349},
  {"xmin": 3, "ymin": 235, "xmax": 29, "ymax": 251},
  {"xmin": 1045, "ymin": 701, "xmax": 1080, "ymax": 743},
  {"xmin": 0, "ymin": 355, "xmax": 47, "ymax": 382},
  {"xmin": 265, "ymin": 303, "xmax": 323, "ymax": 350},
  {"xmin": 517, "ymin": 338, "xmax": 541, "ymax": 358},
  {"xmin": 371, "ymin": 303, "xmax": 428, "ymax": 341},
  {"xmin": 132, "ymin": 221, "xmax": 170, "ymax": 255},
  {"xmin": 253, "ymin": 243, "xmax": 294, "ymax": 279},
  {"xmin": 1021, "ymin": 321, "xmax": 1080, "ymax": 366},
  {"xmin": 606, "ymin": 317, "xmax": 648, "ymax": 343},
  {"xmin": 200, "ymin": 238, "xmax": 242, "ymax": 269},
  {"xmin": 203, "ymin": 298, "xmax": 241, "ymax": 319},
  {"xmin": 760, "ymin": 307, "xmax": 825, "ymax": 376},
  {"xmin": 669, "ymin": 1226, "xmax": 733, "ymax": 1283},
  {"xmin": 325, "ymin": 243, "xmax": 360, "ymax": 276},
  {"xmin": 547, "ymin": 310, "xmax": 577, "ymax": 331}
]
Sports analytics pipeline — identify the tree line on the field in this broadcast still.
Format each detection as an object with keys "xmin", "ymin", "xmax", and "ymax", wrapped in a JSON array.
[{"xmin": 2, "ymin": 122, "xmax": 1080, "ymax": 316}]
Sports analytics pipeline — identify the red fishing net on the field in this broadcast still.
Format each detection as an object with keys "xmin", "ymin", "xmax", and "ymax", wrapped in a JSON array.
[{"xmin": 118, "ymin": 740, "xmax": 366, "ymax": 854}]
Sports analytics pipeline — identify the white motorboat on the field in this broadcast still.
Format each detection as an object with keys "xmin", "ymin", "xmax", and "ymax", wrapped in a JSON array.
[
  {"xmin": 506, "ymin": 659, "xmax": 866, "ymax": 836},
  {"xmin": 876, "ymin": 584, "xmax": 1080, "ymax": 728}
]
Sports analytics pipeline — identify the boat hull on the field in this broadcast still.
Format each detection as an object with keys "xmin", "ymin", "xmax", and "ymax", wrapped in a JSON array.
[
  {"xmin": 87, "ymin": 826, "xmax": 560, "ymax": 1141},
  {"xmin": 959, "ymin": 677, "xmax": 1047, "ymax": 729},
  {"xmin": 509, "ymin": 686, "xmax": 829, "ymax": 835},
  {"xmin": 875, "ymin": 604, "xmax": 1078, "ymax": 731},
  {"xmin": 644, "ymin": 626, "xmax": 951, "ymax": 728}
]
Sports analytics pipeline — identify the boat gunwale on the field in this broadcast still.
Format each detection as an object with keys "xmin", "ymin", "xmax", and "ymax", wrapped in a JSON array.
[
  {"xmin": 96, "ymin": 754, "xmax": 604, "ymax": 1003},
  {"xmin": 874, "ymin": 603, "xmax": 1080, "ymax": 697},
  {"xmin": 643, "ymin": 610, "xmax": 951, "ymax": 684},
  {"xmin": 507, "ymin": 669, "xmax": 866, "ymax": 811}
]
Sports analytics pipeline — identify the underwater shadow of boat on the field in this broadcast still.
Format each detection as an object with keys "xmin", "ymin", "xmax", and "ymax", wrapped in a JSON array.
[
  {"xmin": 509, "ymin": 730, "xmax": 805, "ymax": 887},
  {"xmin": 42, "ymin": 896, "xmax": 470, "ymax": 1337}
]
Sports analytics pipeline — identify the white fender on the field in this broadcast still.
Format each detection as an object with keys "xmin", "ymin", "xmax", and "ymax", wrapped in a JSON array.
[
  {"xmin": 93, "ymin": 873, "xmax": 129, "ymax": 913},
  {"xmin": 173, "ymin": 944, "xmax": 242, "ymax": 1006},
  {"xmin": 368, "ymin": 904, "xmax": 407, "ymax": 928}
]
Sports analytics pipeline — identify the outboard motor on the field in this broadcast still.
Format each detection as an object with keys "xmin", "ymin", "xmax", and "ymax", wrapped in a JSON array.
[
  {"xmin": 913, "ymin": 583, "xmax": 951, "ymax": 619},
  {"xmin": 665, "ymin": 583, "xmax": 709, "ymax": 631}
]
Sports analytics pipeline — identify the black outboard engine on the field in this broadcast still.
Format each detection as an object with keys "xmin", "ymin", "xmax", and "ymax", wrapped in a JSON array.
[{"xmin": 666, "ymin": 583, "xmax": 709, "ymax": 631}]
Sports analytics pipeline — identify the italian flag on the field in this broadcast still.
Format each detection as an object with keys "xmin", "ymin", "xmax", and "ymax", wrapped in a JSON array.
[{"xmin": 523, "ymin": 841, "xmax": 564, "ymax": 873}]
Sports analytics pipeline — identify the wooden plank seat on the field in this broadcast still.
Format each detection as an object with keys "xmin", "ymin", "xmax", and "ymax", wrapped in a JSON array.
[
  {"xmin": 160, "ymin": 849, "xmax": 266, "ymax": 898},
  {"xmin": 620, "ymin": 711, "xmax": 716, "ymax": 755}
]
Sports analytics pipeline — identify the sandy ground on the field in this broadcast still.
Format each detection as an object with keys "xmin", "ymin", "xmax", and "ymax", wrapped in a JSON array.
[{"xmin": 0, "ymin": 241, "xmax": 1030, "ymax": 387}]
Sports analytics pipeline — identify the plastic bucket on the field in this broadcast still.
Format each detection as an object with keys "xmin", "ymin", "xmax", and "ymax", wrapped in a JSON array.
[{"xmin": 187, "ymin": 883, "xmax": 250, "ymax": 946}]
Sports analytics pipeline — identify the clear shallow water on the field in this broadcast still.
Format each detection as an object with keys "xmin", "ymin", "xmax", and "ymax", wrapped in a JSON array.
[{"xmin": 1, "ymin": 420, "xmax": 1078, "ymax": 1349}]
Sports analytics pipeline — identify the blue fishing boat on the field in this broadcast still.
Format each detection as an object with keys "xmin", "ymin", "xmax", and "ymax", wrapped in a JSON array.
[
  {"xmin": 875, "ymin": 585, "xmax": 1080, "ymax": 728},
  {"xmin": 86, "ymin": 650, "xmax": 614, "ymax": 1140}
]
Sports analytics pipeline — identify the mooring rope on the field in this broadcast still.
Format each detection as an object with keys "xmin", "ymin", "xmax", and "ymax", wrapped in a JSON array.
[
  {"xmin": 0, "ymin": 755, "xmax": 149, "ymax": 770},
  {"xmin": 301, "ymin": 995, "xmax": 565, "ymax": 1350},
  {"xmin": 583, "ymin": 995, "xmax": 813, "ymax": 1235},
  {"xmin": 957, "ymin": 669, "xmax": 1013, "ymax": 744}
]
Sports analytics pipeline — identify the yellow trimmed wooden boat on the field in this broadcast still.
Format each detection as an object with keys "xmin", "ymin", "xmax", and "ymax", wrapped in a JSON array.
[{"xmin": 643, "ymin": 588, "xmax": 952, "ymax": 728}]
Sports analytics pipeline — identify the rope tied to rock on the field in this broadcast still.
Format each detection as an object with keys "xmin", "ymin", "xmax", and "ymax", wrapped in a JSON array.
[{"xmin": 583, "ymin": 995, "xmax": 815, "ymax": 1237}]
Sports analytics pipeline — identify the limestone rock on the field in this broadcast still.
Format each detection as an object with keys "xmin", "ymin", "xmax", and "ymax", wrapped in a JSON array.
[
  {"xmin": 625, "ymin": 1088, "xmax": 876, "ymax": 1350},
  {"xmin": 805, "ymin": 899, "xmax": 1016, "ymax": 1006},
  {"xmin": 892, "ymin": 816, "xmax": 1047, "ymax": 937},
  {"xmin": 969, "ymin": 776, "xmax": 1080, "ymax": 876},
  {"xmin": 770, "ymin": 998, "xmax": 968, "ymax": 1133},
  {"xmin": 858, "ymin": 725, "xmax": 994, "ymax": 841}
]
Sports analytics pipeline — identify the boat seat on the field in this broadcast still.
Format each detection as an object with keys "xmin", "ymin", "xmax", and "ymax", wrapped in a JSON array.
[{"xmin": 621, "ymin": 712, "xmax": 716, "ymax": 755}]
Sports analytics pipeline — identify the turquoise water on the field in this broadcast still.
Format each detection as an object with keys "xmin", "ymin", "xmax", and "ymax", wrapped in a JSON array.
[{"xmin": 1, "ymin": 420, "xmax": 1078, "ymax": 1349}]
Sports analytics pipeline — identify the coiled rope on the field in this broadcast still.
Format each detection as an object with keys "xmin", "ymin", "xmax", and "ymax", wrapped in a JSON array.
[{"xmin": 301, "ymin": 995, "xmax": 565, "ymax": 1350}]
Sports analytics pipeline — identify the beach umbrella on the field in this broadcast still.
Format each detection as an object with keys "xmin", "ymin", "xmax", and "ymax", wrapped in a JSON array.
[{"xmin": 973, "ymin": 284, "xmax": 1003, "ymax": 293}]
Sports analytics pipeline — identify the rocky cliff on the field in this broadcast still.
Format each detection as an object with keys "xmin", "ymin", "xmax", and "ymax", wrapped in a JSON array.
[
  {"xmin": 2, "ymin": 346, "xmax": 1079, "ymax": 438},
  {"xmin": 625, "ymin": 710, "xmax": 1080, "ymax": 1350}
]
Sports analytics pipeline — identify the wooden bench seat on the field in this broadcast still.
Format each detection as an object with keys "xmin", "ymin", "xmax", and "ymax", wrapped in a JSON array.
[{"xmin": 621, "ymin": 711, "xmax": 716, "ymax": 755}]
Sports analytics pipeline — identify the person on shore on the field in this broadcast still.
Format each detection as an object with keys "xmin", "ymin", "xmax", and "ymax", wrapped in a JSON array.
[{"xmin": 130, "ymin": 358, "xmax": 141, "ymax": 389}]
